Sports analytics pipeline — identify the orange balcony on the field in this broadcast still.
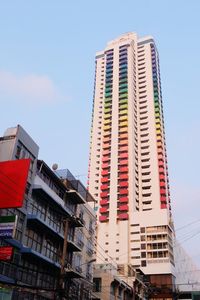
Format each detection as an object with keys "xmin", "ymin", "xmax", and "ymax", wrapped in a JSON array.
[
  {"xmin": 119, "ymin": 204, "xmax": 128, "ymax": 211},
  {"xmin": 117, "ymin": 213, "xmax": 129, "ymax": 220},
  {"xmin": 119, "ymin": 133, "xmax": 128, "ymax": 139},
  {"xmin": 103, "ymin": 149, "xmax": 110, "ymax": 156},
  {"xmin": 99, "ymin": 215, "xmax": 108, "ymax": 222},
  {"xmin": 119, "ymin": 197, "xmax": 128, "ymax": 203},
  {"xmin": 158, "ymin": 154, "xmax": 164, "ymax": 160},
  {"xmin": 119, "ymin": 145, "xmax": 128, "ymax": 152},
  {"xmin": 103, "ymin": 136, "xmax": 111, "ymax": 143},
  {"xmin": 103, "ymin": 143, "xmax": 111, "ymax": 150},
  {"xmin": 119, "ymin": 140, "xmax": 128, "ymax": 147}
]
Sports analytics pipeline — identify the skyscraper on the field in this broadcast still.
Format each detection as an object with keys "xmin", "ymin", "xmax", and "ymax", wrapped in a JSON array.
[{"xmin": 88, "ymin": 33, "xmax": 175, "ymax": 286}]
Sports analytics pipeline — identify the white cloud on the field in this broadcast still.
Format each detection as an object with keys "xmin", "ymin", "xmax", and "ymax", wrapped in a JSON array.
[{"xmin": 0, "ymin": 70, "xmax": 60, "ymax": 103}]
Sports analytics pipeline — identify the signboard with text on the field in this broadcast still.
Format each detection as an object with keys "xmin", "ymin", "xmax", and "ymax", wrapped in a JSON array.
[
  {"xmin": 0, "ymin": 215, "xmax": 17, "ymax": 238},
  {"xmin": 0, "ymin": 159, "xmax": 30, "ymax": 208}
]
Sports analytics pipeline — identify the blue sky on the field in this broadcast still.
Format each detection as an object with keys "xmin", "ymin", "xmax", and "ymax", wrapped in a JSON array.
[{"xmin": 0, "ymin": 1, "xmax": 200, "ymax": 266}]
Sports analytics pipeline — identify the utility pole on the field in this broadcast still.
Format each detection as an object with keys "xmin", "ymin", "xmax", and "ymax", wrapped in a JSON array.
[{"xmin": 57, "ymin": 219, "xmax": 69, "ymax": 300}]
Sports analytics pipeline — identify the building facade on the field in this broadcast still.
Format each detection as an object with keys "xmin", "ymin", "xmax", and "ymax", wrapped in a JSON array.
[
  {"xmin": 88, "ymin": 32, "xmax": 175, "ymax": 294},
  {"xmin": 0, "ymin": 125, "xmax": 96, "ymax": 300}
]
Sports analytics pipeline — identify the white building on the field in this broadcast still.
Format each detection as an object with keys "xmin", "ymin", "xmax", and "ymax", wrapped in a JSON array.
[{"xmin": 88, "ymin": 32, "xmax": 175, "ymax": 292}]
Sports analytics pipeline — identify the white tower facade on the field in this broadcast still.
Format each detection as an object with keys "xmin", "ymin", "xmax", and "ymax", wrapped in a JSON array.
[{"xmin": 88, "ymin": 33, "xmax": 175, "ymax": 280}]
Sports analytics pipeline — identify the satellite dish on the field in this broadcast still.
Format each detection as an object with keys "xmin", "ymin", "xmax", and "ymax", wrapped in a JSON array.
[{"xmin": 52, "ymin": 163, "xmax": 58, "ymax": 170}]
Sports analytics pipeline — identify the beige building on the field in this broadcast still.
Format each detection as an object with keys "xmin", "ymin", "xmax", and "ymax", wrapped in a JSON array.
[{"xmin": 88, "ymin": 32, "xmax": 175, "ymax": 297}]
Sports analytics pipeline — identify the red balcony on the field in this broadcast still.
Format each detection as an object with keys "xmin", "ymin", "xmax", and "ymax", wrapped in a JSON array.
[
  {"xmin": 100, "ymin": 192, "xmax": 109, "ymax": 198},
  {"xmin": 101, "ymin": 177, "xmax": 109, "ymax": 183},
  {"xmin": 160, "ymin": 196, "xmax": 166, "ymax": 202},
  {"xmin": 160, "ymin": 182, "xmax": 166, "ymax": 187},
  {"xmin": 101, "ymin": 169, "xmax": 109, "ymax": 176},
  {"xmin": 119, "ymin": 166, "xmax": 128, "ymax": 173},
  {"xmin": 100, "ymin": 199, "xmax": 109, "ymax": 206},
  {"xmin": 159, "ymin": 166, "xmax": 165, "ymax": 172},
  {"xmin": 119, "ymin": 197, "xmax": 128, "ymax": 203},
  {"xmin": 119, "ymin": 152, "xmax": 128, "ymax": 159},
  {"xmin": 101, "ymin": 184, "xmax": 109, "ymax": 190},
  {"xmin": 119, "ymin": 189, "xmax": 128, "ymax": 195},
  {"xmin": 119, "ymin": 204, "xmax": 128, "ymax": 211},
  {"xmin": 99, "ymin": 215, "xmax": 108, "ymax": 222},
  {"xmin": 159, "ymin": 174, "xmax": 165, "ymax": 180},
  {"xmin": 119, "ymin": 181, "xmax": 128, "ymax": 187},
  {"xmin": 117, "ymin": 213, "xmax": 129, "ymax": 220},
  {"xmin": 100, "ymin": 207, "xmax": 108, "ymax": 213},
  {"xmin": 102, "ymin": 156, "xmax": 110, "ymax": 162},
  {"xmin": 120, "ymin": 159, "xmax": 128, "ymax": 166},
  {"xmin": 119, "ymin": 174, "xmax": 128, "ymax": 180},
  {"xmin": 161, "ymin": 203, "xmax": 167, "ymax": 209},
  {"xmin": 158, "ymin": 160, "xmax": 164, "ymax": 167}
]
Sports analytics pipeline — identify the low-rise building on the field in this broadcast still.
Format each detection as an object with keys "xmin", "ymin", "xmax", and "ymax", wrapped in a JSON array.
[{"xmin": 0, "ymin": 125, "xmax": 96, "ymax": 300}]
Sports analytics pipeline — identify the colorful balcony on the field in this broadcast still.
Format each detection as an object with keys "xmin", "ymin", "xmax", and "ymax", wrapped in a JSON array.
[
  {"xmin": 161, "ymin": 203, "xmax": 167, "ymax": 209},
  {"xmin": 117, "ymin": 213, "xmax": 129, "ymax": 220},
  {"xmin": 119, "ymin": 127, "xmax": 128, "ymax": 133},
  {"xmin": 101, "ymin": 177, "xmax": 109, "ymax": 183},
  {"xmin": 119, "ymin": 166, "xmax": 128, "ymax": 173},
  {"xmin": 118, "ymin": 204, "xmax": 128, "ymax": 211},
  {"xmin": 119, "ymin": 145, "xmax": 128, "ymax": 152},
  {"xmin": 119, "ymin": 181, "xmax": 128, "ymax": 188},
  {"xmin": 101, "ymin": 169, "xmax": 109, "ymax": 176},
  {"xmin": 99, "ymin": 215, "xmax": 108, "ymax": 222},
  {"xmin": 102, "ymin": 149, "xmax": 110, "ymax": 156},
  {"xmin": 102, "ymin": 156, "xmax": 110, "ymax": 162},
  {"xmin": 120, "ymin": 159, "xmax": 128, "ymax": 166},
  {"xmin": 119, "ymin": 152, "xmax": 128, "ymax": 159},
  {"xmin": 119, "ymin": 133, "xmax": 128, "ymax": 139},
  {"xmin": 158, "ymin": 154, "xmax": 163, "ymax": 160},
  {"xmin": 101, "ymin": 184, "xmax": 109, "ymax": 190},
  {"xmin": 103, "ymin": 143, "xmax": 110, "ymax": 150},
  {"xmin": 160, "ymin": 182, "xmax": 166, "ymax": 188},
  {"xmin": 119, "ymin": 189, "xmax": 128, "ymax": 195},
  {"xmin": 103, "ymin": 136, "xmax": 111, "ymax": 143},
  {"xmin": 119, "ymin": 139, "xmax": 128, "ymax": 146},
  {"xmin": 159, "ymin": 174, "xmax": 165, "ymax": 180},
  {"xmin": 119, "ymin": 104, "xmax": 128, "ymax": 110},
  {"xmin": 119, "ymin": 109, "xmax": 128, "ymax": 116},
  {"xmin": 100, "ymin": 207, "xmax": 109, "ymax": 213},
  {"xmin": 102, "ymin": 164, "xmax": 110, "ymax": 170},
  {"xmin": 100, "ymin": 199, "xmax": 109, "ymax": 206},
  {"xmin": 119, "ymin": 174, "xmax": 128, "ymax": 180},
  {"xmin": 119, "ymin": 115, "xmax": 128, "ymax": 121},
  {"xmin": 119, "ymin": 99, "xmax": 128, "ymax": 105},
  {"xmin": 104, "ymin": 119, "xmax": 111, "ymax": 126},
  {"xmin": 160, "ymin": 196, "xmax": 166, "ymax": 202},
  {"xmin": 100, "ymin": 192, "xmax": 109, "ymax": 198},
  {"xmin": 119, "ymin": 197, "xmax": 128, "ymax": 203},
  {"xmin": 119, "ymin": 121, "xmax": 128, "ymax": 127}
]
